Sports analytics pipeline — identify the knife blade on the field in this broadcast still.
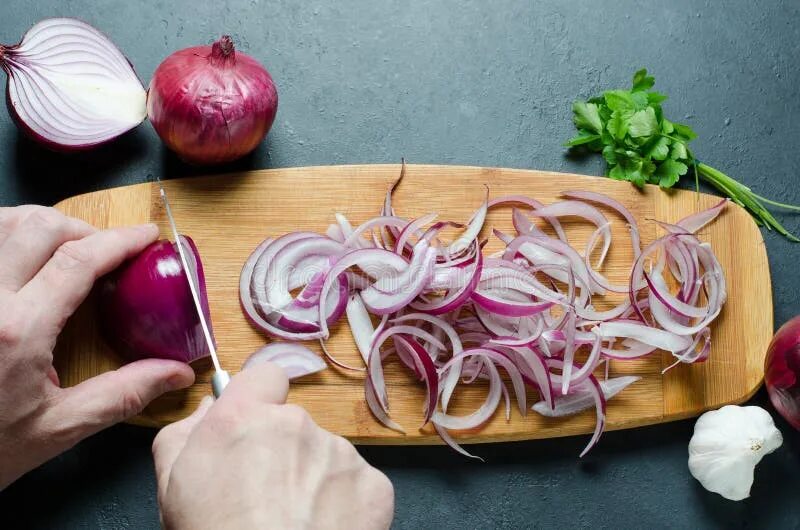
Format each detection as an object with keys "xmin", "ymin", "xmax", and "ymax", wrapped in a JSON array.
[{"xmin": 159, "ymin": 184, "xmax": 230, "ymax": 397}]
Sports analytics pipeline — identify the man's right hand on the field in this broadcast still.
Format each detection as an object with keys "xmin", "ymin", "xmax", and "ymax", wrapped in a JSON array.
[{"xmin": 152, "ymin": 362, "xmax": 395, "ymax": 530}]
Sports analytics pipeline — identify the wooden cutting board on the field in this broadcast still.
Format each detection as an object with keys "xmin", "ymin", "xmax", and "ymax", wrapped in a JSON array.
[{"xmin": 53, "ymin": 164, "xmax": 771, "ymax": 445}]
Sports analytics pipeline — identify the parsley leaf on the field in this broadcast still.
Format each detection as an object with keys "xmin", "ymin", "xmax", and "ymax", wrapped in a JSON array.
[
  {"xmin": 655, "ymin": 159, "xmax": 688, "ymax": 188},
  {"xmin": 571, "ymin": 102, "xmax": 602, "ymax": 134},
  {"xmin": 627, "ymin": 107, "xmax": 658, "ymax": 138},
  {"xmin": 646, "ymin": 136, "xmax": 670, "ymax": 161},
  {"xmin": 672, "ymin": 122, "xmax": 698, "ymax": 141},
  {"xmin": 565, "ymin": 67, "xmax": 800, "ymax": 241},
  {"xmin": 631, "ymin": 68, "xmax": 655, "ymax": 92}
]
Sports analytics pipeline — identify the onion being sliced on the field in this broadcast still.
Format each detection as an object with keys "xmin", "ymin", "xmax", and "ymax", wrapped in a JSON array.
[{"xmin": 101, "ymin": 236, "xmax": 212, "ymax": 363}]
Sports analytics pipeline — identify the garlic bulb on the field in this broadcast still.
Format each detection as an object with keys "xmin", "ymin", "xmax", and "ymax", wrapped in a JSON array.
[{"xmin": 688, "ymin": 405, "xmax": 783, "ymax": 501}]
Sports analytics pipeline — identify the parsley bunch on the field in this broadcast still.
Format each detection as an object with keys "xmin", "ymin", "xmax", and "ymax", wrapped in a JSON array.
[{"xmin": 566, "ymin": 68, "xmax": 800, "ymax": 241}]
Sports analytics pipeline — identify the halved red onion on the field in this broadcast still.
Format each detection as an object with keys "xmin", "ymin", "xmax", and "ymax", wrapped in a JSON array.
[{"xmin": 2, "ymin": 18, "xmax": 146, "ymax": 150}]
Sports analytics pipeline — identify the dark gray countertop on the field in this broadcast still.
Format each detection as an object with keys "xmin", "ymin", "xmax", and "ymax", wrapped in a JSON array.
[{"xmin": 2, "ymin": 0, "xmax": 800, "ymax": 528}]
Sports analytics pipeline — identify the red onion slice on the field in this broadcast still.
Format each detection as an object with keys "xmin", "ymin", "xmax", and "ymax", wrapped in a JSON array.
[
  {"xmin": 242, "ymin": 343, "xmax": 327, "ymax": 380},
  {"xmin": 432, "ymin": 360, "xmax": 502, "ymax": 430},
  {"xmin": 533, "ymin": 375, "xmax": 639, "ymax": 416},
  {"xmin": 346, "ymin": 293, "xmax": 374, "ymax": 364},
  {"xmin": 561, "ymin": 190, "xmax": 642, "ymax": 257},
  {"xmin": 448, "ymin": 191, "xmax": 488, "ymax": 256},
  {"xmin": 527, "ymin": 200, "xmax": 612, "ymax": 267},
  {"xmin": 677, "ymin": 198, "xmax": 728, "ymax": 233},
  {"xmin": 596, "ymin": 321, "xmax": 693, "ymax": 353},
  {"xmin": 489, "ymin": 195, "xmax": 569, "ymax": 242}
]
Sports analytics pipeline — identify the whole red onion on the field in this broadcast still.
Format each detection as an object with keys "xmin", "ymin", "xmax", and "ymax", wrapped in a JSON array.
[
  {"xmin": 765, "ymin": 316, "xmax": 800, "ymax": 430},
  {"xmin": 147, "ymin": 35, "xmax": 278, "ymax": 165}
]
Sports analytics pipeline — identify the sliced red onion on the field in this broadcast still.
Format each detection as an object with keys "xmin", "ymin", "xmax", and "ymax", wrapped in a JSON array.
[
  {"xmin": 432, "ymin": 360, "xmax": 502, "ymax": 430},
  {"xmin": 242, "ymin": 343, "xmax": 327, "ymax": 380},
  {"xmin": 394, "ymin": 212, "xmax": 438, "ymax": 253},
  {"xmin": 595, "ymin": 321, "xmax": 693, "ymax": 353},
  {"xmin": 346, "ymin": 293, "xmax": 374, "ymax": 364},
  {"xmin": 2, "ymin": 18, "xmax": 146, "ymax": 150},
  {"xmin": 561, "ymin": 190, "xmax": 642, "ymax": 257},
  {"xmin": 644, "ymin": 269, "xmax": 709, "ymax": 319},
  {"xmin": 264, "ymin": 237, "xmax": 345, "ymax": 310},
  {"xmin": 512, "ymin": 208, "xmax": 547, "ymax": 238},
  {"xmin": 240, "ymin": 186, "xmax": 727, "ymax": 459},
  {"xmin": 366, "ymin": 377, "xmax": 406, "ymax": 433},
  {"xmin": 533, "ymin": 375, "xmax": 639, "ymax": 416},
  {"xmin": 526, "ymin": 200, "xmax": 612, "ymax": 267},
  {"xmin": 677, "ymin": 198, "xmax": 728, "ymax": 233},
  {"xmin": 472, "ymin": 288, "xmax": 555, "ymax": 317},
  {"xmin": 489, "ymin": 195, "xmax": 569, "ymax": 241},
  {"xmin": 448, "ymin": 191, "xmax": 488, "ymax": 255},
  {"xmin": 368, "ymin": 325, "xmax": 447, "ymax": 409},
  {"xmin": 433, "ymin": 422, "xmax": 484, "ymax": 461}
]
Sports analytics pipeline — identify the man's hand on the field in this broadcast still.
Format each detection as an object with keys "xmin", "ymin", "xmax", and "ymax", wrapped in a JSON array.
[
  {"xmin": 153, "ymin": 362, "xmax": 395, "ymax": 530},
  {"xmin": 0, "ymin": 206, "xmax": 195, "ymax": 490}
]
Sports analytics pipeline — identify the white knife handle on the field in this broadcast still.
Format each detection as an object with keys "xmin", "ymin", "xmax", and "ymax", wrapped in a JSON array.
[{"xmin": 211, "ymin": 370, "xmax": 231, "ymax": 398}]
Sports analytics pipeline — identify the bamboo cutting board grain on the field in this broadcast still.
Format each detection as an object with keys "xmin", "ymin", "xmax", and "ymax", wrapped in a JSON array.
[{"xmin": 53, "ymin": 165, "xmax": 772, "ymax": 445}]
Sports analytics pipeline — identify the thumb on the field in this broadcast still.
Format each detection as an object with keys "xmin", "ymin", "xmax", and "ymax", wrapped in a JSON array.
[
  {"xmin": 152, "ymin": 395, "xmax": 214, "ymax": 504},
  {"xmin": 42, "ymin": 359, "xmax": 195, "ymax": 448},
  {"xmin": 212, "ymin": 361, "xmax": 290, "ymax": 412}
]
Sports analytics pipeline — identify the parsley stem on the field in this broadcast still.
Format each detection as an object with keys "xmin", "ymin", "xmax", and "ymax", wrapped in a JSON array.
[
  {"xmin": 751, "ymin": 194, "xmax": 800, "ymax": 212},
  {"xmin": 696, "ymin": 163, "xmax": 800, "ymax": 241}
]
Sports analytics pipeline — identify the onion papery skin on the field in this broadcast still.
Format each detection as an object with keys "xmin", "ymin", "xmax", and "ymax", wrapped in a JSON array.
[
  {"xmin": 147, "ymin": 35, "xmax": 278, "ymax": 165},
  {"xmin": 99, "ymin": 237, "xmax": 214, "ymax": 363},
  {"xmin": 765, "ymin": 316, "xmax": 800, "ymax": 430},
  {"xmin": 2, "ymin": 18, "xmax": 147, "ymax": 151}
]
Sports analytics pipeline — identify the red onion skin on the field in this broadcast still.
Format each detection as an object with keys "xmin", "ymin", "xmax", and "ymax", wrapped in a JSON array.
[
  {"xmin": 765, "ymin": 316, "xmax": 800, "ymax": 430},
  {"xmin": 99, "ymin": 237, "xmax": 214, "ymax": 363},
  {"xmin": 147, "ymin": 36, "xmax": 278, "ymax": 165}
]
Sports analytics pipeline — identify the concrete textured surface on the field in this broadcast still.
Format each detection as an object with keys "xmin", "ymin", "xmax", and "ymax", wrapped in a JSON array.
[{"xmin": 2, "ymin": 0, "xmax": 800, "ymax": 528}]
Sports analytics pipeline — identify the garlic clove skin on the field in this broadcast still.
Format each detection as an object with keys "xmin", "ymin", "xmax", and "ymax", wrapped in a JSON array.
[{"xmin": 688, "ymin": 405, "xmax": 783, "ymax": 501}]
